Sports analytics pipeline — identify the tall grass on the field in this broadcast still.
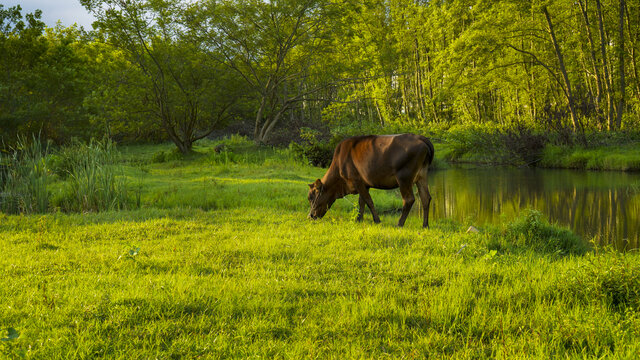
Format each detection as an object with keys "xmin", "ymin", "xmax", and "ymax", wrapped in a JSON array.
[
  {"xmin": 0, "ymin": 136, "xmax": 50, "ymax": 214},
  {"xmin": 0, "ymin": 138, "xmax": 130, "ymax": 214},
  {"xmin": 53, "ymin": 138, "xmax": 129, "ymax": 212},
  {"xmin": 540, "ymin": 144, "xmax": 640, "ymax": 171}
]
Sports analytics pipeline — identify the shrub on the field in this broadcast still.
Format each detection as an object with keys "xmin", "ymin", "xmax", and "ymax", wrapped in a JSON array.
[
  {"xmin": 501, "ymin": 124, "xmax": 547, "ymax": 165},
  {"xmin": 212, "ymin": 134, "xmax": 254, "ymax": 152},
  {"xmin": 290, "ymin": 128, "xmax": 334, "ymax": 167},
  {"xmin": 445, "ymin": 123, "xmax": 549, "ymax": 165},
  {"xmin": 151, "ymin": 150, "xmax": 167, "ymax": 163},
  {"xmin": 151, "ymin": 149, "xmax": 183, "ymax": 163},
  {"xmin": 444, "ymin": 123, "xmax": 506, "ymax": 163},
  {"xmin": 538, "ymin": 145, "xmax": 568, "ymax": 168}
]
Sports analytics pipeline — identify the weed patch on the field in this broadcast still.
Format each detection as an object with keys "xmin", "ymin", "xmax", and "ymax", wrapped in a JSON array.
[
  {"xmin": 486, "ymin": 209, "xmax": 587, "ymax": 255},
  {"xmin": 558, "ymin": 250, "xmax": 640, "ymax": 311}
]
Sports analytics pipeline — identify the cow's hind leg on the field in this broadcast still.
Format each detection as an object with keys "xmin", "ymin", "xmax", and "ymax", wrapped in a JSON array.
[
  {"xmin": 416, "ymin": 167, "xmax": 431, "ymax": 228},
  {"xmin": 397, "ymin": 179, "xmax": 416, "ymax": 227}
]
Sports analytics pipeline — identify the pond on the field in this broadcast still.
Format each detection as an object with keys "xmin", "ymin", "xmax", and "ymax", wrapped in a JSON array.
[{"xmin": 426, "ymin": 166, "xmax": 640, "ymax": 250}]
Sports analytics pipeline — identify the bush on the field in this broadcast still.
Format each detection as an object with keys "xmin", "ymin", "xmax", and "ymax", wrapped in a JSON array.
[
  {"xmin": 290, "ymin": 128, "xmax": 334, "ymax": 167},
  {"xmin": 212, "ymin": 134, "xmax": 254, "ymax": 152},
  {"xmin": 151, "ymin": 149, "xmax": 183, "ymax": 163},
  {"xmin": 445, "ymin": 123, "xmax": 505, "ymax": 163},
  {"xmin": 445, "ymin": 123, "xmax": 549, "ymax": 165},
  {"xmin": 501, "ymin": 124, "xmax": 547, "ymax": 165}
]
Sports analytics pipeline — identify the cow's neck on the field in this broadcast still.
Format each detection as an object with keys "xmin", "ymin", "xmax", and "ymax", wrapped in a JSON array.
[{"xmin": 322, "ymin": 168, "xmax": 348, "ymax": 199}]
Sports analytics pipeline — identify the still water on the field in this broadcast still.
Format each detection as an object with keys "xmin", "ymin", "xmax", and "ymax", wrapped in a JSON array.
[{"xmin": 426, "ymin": 166, "xmax": 640, "ymax": 250}]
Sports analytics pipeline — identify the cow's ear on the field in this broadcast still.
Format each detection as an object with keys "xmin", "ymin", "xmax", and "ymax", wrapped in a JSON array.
[
  {"xmin": 313, "ymin": 179, "xmax": 323, "ymax": 189},
  {"xmin": 308, "ymin": 183, "xmax": 314, "ymax": 189}
]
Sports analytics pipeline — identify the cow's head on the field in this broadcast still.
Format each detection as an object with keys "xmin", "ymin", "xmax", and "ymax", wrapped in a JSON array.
[{"xmin": 308, "ymin": 179, "xmax": 336, "ymax": 220}]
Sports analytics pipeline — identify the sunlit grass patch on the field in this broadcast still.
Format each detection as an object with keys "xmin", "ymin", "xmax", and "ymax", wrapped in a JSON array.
[
  {"xmin": 2, "ymin": 139, "xmax": 640, "ymax": 358},
  {"xmin": 540, "ymin": 144, "xmax": 640, "ymax": 171}
]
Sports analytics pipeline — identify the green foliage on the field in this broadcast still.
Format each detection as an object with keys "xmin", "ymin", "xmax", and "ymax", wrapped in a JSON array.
[
  {"xmin": 540, "ymin": 144, "xmax": 640, "ymax": 171},
  {"xmin": 209, "ymin": 134, "xmax": 255, "ymax": 152},
  {"xmin": 151, "ymin": 149, "xmax": 183, "ymax": 164},
  {"xmin": 445, "ymin": 123, "xmax": 505, "ymax": 163},
  {"xmin": 445, "ymin": 123, "xmax": 550, "ymax": 166},
  {"xmin": 195, "ymin": 0, "xmax": 337, "ymax": 143},
  {"xmin": 488, "ymin": 209, "xmax": 587, "ymax": 255},
  {"xmin": 559, "ymin": 250, "xmax": 640, "ymax": 311},
  {"xmin": 4, "ymin": 0, "xmax": 640, "ymax": 152},
  {"xmin": 52, "ymin": 138, "xmax": 130, "ymax": 212},
  {"xmin": 0, "ymin": 136, "xmax": 50, "ymax": 214},
  {"xmin": 289, "ymin": 128, "xmax": 335, "ymax": 167},
  {"xmin": 0, "ymin": 6, "xmax": 104, "ymax": 145},
  {"xmin": 204, "ymin": 135, "xmax": 277, "ymax": 166},
  {"xmin": 1, "ymin": 137, "xmax": 131, "ymax": 214},
  {"xmin": 80, "ymin": 0, "xmax": 247, "ymax": 153}
]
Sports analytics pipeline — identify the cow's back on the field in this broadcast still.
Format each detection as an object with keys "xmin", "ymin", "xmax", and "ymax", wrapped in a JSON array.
[{"xmin": 331, "ymin": 134, "xmax": 432, "ymax": 188}]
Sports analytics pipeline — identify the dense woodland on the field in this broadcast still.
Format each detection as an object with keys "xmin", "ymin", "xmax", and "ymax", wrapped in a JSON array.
[{"xmin": 1, "ymin": 0, "xmax": 639, "ymax": 153}]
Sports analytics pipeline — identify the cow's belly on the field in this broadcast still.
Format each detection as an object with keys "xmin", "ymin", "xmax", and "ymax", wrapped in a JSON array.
[{"xmin": 365, "ymin": 175, "xmax": 399, "ymax": 189}]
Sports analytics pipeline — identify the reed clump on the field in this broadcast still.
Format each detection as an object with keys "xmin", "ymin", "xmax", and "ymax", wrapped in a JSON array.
[
  {"xmin": 0, "ymin": 136, "xmax": 50, "ymax": 214},
  {"xmin": 51, "ymin": 138, "xmax": 130, "ymax": 212},
  {"xmin": 1, "ymin": 137, "xmax": 130, "ymax": 214}
]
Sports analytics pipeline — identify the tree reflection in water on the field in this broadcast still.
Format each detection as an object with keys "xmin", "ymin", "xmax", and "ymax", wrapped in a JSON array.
[{"xmin": 424, "ymin": 167, "xmax": 640, "ymax": 250}]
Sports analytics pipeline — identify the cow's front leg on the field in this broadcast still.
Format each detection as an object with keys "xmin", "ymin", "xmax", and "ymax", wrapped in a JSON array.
[
  {"xmin": 356, "ymin": 185, "xmax": 380, "ymax": 223},
  {"xmin": 356, "ymin": 194, "xmax": 366, "ymax": 222}
]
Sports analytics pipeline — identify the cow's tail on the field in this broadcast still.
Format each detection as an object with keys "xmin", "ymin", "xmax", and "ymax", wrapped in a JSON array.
[{"xmin": 418, "ymin": 135, "xmax": 435, "ymax": 167}]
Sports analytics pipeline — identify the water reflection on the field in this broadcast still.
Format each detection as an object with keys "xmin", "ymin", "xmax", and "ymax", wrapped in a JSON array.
[{"xmin": 427, "ymin": 167, "xmax": 640, "ymax": 250}]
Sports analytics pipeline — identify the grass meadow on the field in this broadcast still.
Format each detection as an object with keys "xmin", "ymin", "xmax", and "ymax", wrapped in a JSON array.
[{"xmin": 2, "ymin": 137, "xmax": 640, "ymax": 359}]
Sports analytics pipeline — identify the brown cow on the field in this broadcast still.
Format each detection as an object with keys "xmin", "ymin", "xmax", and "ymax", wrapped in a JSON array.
[{"xmin": 308, "ymin": 134, "xmax": 434, "ymax": 227}]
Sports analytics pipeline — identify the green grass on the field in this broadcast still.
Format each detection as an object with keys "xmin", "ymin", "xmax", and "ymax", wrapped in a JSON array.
[
  {"xmin": 1, "ymin": 138, "xmax": 640, "ymax": 358},
  {"xmin": 540, "ymin": 144, "xmax": 640, "ymax": 171}
]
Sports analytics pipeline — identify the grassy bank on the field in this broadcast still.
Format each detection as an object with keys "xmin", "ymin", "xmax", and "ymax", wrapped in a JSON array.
[
  {"xmin": 1, "ymin": 138, "xmax": 640, "ymax": 358},
  {"xmin": 539, "ymin": 144, "xmax": 640, "ymax": 171},
  {"xmin": 441, "ymin": 124, "xmax": 640, "ymax": 171},
  {"xmin": 446, "ymin": 140, "xmax": 640, "ymax": 170}
]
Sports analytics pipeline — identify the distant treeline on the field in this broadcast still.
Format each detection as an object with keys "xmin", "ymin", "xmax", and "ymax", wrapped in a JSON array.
[{"xmin": 1, "ymin": 0, "xmax": 639, "ymax": 152}]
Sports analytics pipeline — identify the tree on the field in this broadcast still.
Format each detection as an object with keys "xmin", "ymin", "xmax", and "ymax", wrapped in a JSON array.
[
  {"xmin": 81, "ymin": 0, "xmax": 244, "ymax": 153},
  {"xmin": 0, "ymin": 6, "xmax": 97, "ymax": 145},
  {"xmin": 193, "ymin": 0, "xmax": 336, "ymax": 143}
]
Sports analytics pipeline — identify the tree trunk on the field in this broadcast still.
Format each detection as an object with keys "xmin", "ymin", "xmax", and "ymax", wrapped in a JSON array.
[
  {"xmin": 425, "ymin": 51, "xmax": 439, "ymax": 123},
  {"xmin": 596, "ymin": 0, "xmax": 616, "ymax": 130},
  {"xmin": 414, "ymin": 38, "xmax": 426, "ymax": 122},
  {"xmin": 543, "ymin": 6, "xmax": 585, "ymax": 144},
  {"xmin": 254, "ymin": 95, "xmax": 267, "ymax": 142},
  {"xmin": 617, "ymin": 0, "xmax": 626, "ymax": 129},
  {"xmin": 259, "ymin": 105, "xmax": 288, "ymax": 143},
  {"xmin": 577, "ymin": 0, "xmax": 605, "ymax": 114},
  {"xmin": 624, "ymin": 4, "xmax": 640, "ymax": 97}
]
